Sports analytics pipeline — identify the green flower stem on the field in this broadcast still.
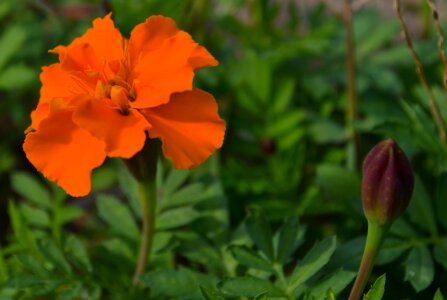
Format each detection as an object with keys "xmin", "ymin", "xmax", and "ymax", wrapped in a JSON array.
[
  {"xmin": 348, "ymin": 220, "xmax": 390, "ymax": 300},
  {"xmin": 132, "ymin": 178, "xmax": 157, "ymax": 285},
  {"xmin": 127, "ymin": 139, "xmax": 160, "ymax": 285}
]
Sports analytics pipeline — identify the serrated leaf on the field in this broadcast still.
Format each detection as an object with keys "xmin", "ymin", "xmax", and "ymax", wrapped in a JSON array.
[
  {"xmin": 15, "ymin": 255, "xmax": 48, "ymax": 277},
  {"xmin": 364, "ymin": 274, "xmax": 386, "ymax": 300},
  {"xmin": 253, "ymin": 291, "xmax": 269, "ymax": 300},
  {"xmin": 245, "ymin": 208, "xmax": 274, "ymax": 261},
  {"xmin": 96, "ymin": 195, "xmax": 139, "ymax": 240},
  {"xmin": 64, "ymin": 235, "xmax": 92, "ymax": 273},
  {"xmin": 309, "ymin": 269, "xmax": 356, "ymax": 300},
  {"xmin": 434, "ymin": 288, "xmax": 445, "ymax": 300},
  {"xmin": 276, "ymin": 216, "xmax": 303, "ymax": 263},
  {"xmin": 375, "ymin": 238, "xmax": 410, "ymax": 265},
  {"xmin": 272, "ymin": 78, "xmax": 295, "ymax": 115},
  {"xmin": 37, "ymin": 238, "xmax": 71, "ymax": 274},
  {"xmin": 59, "ymin": 282, "xmax": 83, "ymax": 300},
  {"xmin": 229, "ymin": 245, "xmax": 273, "ymax": 272},
  {"xmin": 433, "ymin": 240, "xmax": 447, "ymax": 271},
  {"xmin": 162, "ymin": 183, "xmax": 207, "ymax": 209},
  {"xmin": 157, "ymin": 207, "xmax": 200, "ymax": 229},
  {"xmin": 0, "ymin": 64, "xmax": 35, "ymax": 90},
  {"xmin": 19, "ymin": 204, "xmax": 50, "ymax": 228},
  {"xmin": 140, "ymin": 269, "xmax": 195, "ymax": 297},
  {"xmin": 200, "ymin": 286, "xmax": 225, "ymax": 300},
  {"xmin": 8, "ymin": 201, "xmax": 37, "ymax": 252},
  {"xmin": 405, "ymin": 246, "xmax": 434, "ymax": 292},
  {"xmin": 289, "ymin": 236, "xmax": 336, "ymax": 291},
  {"xmin": 163, "ymin": 169, "xmax": 190, "ymax": 196},
  {"xmin": 218, "ymin": 276, "xmax": 281, "ymax": 297},
  {"xmin": 57, "ymin": 205, "xmax": 83, "ymax": 225},
  {"xmin": 407, "ymin": 177, "xmax": 437, "ymax": 235},
  {"xmin": 11, "ymin": 172, "xmax": 51, "ymax": 208},
  {"xmin": 0, "ymin": 26, "xmax": 26, "ymax": 70}
]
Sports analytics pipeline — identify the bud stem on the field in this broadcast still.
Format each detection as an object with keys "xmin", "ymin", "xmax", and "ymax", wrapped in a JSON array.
[{"xmin": 348, "ymin": 220, "xmax": 390, "ymax": 300}]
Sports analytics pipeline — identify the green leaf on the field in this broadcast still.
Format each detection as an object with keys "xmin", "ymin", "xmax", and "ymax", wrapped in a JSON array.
[
  {"xmin": 59, "ymin": 282, "xmax": 83, "ymax": 300},
  {"xmin": 163, "ymin": 169, "xmax": 190, "ymax": 196},
  {"xmin": 200, "ymin": 286, "xmax": 225, "ymax": 300},
  {"xmin": 289, "ymin": 236, "xmax": 336, "ymax": 291},
  {"xmin": 253, "ymin": 291, "xmax": 269, "ymax": 300},
  {"xmin": 375, "ymin": 238, "xmax": 410, "ymax": 265},
  {"xmin": 0, "ymin": 247, "xmax": 7, "ymax": 282},
  {"xmin": 434, "ymin": 173, "xmax": 447, "ymax": 230},
  {"xmin": 218, "ymin": 276, "xmax": 281, "ymax": 297},
  {"xmin": 57, "ymin": 206, "xmax": 83, "ymax": 225},
  {"xmin": 64, "ymin": 235, "xmax": 92, "ymax": 273},
  {"xmin": 15, "ymin": 254, "xmax": 48, "ymax": 277},
  {"xmin": 405, "ymin": 246, "xmax": 434, "ymax": 292},
  {"xmin": 229, "ymin": 245, "xmax": 273, "ymax": 272},
  {"xmin": 308, "ymin": 269, "xmax": 356, "ymax": 300},
  {"xmin": 272, "ymin": 78, "xmax": 295, "ymax": 115},
  {"xmin": 315, "ymin": 165, "xmax": 360, "ymax": 212},
  {"xmin": 407, "ymin": 177, "xmax": 437, "ymax": 235},
  {"xmin": 11, "ymin": 172, "xmax": 51, "ymax": 209},
  {"xmin": 0, "ymin": 26, "xmax": 26, "ymax": 70},
  {"xmin": 140, "ymin": 269, "xmax": 195, "ymax": 298},
  {"xmin": 8, "ymin": 201, "xmax": 37, "ymax": 252},
  {"xmin": 19, "ymin": 204, "xmax": 50, "ymax": 228},
  {"xmin": 309, "ymin": 120, "xmax": 346, "ymax": 144},
  {"xmin": 245, "ymin": 208, "xmax": 274, "ymax": 261},
  {"xmin": 364, "ymin": 274, "xmax": 386, "ymax": 300},
  {"xmin": 156, "ymin": 207, "xmax": 200, "ymax": 229},
  {"xmin": 275, "ymin": 216, "xmax": 303, "ymax": 263},
  {"xmin": 0, "ymin": 64, "xmax": 35, "ymax": 90},
  {"xmin": 96, "ymin": 195, "xmax": 139, "ymax": 240},
  {"xmin": 433, "ymin": 240, "xmax": 447, "ymax": 271},
  {"xmin": 434, "ymin": 288, "xmax": 445, "ymax": 300},
  {"xmin": 37, "ymin": 238, "xmax": 71, "ymax": 274},
  {"xmin": 162, "ymin": 183, "xmax": 207, "ymax": 209}
]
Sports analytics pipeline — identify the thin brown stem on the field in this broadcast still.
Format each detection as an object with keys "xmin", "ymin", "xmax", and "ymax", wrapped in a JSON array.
[
  {"xmin": 395, "ymin": 0, "xmax": 447, "ymax": 144},
  {"xmin": 344, "ymin": 0, "xmax": 361, "ymax": 171},
  {"xmin": 425, "ymin": 0, "xmax": 447, "ymax": 91}
]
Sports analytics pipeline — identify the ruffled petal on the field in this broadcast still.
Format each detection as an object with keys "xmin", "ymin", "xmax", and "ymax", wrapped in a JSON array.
[
  {"xmin": 51, "ymin": 14, "xmax": 123, "ymax": 64},
  {"xmin": 73, "ymin": 98, "xmax": 150, "ymax": 158},
  {"xmin": 141, "ymin": 89, "xmax": 225, "ymax": 168},
  {"xmin": 26, "ymin": 103, "xmax": 49, "ymax": 133},
  {"xmin": 128, "ymin": 16, "xmax": 218, "ymax": 109},
  {"xmin": 23, "ymin": 109, "xmax": 106, "ymax": 197},
  {"xmin": 40, "ymin": 63, "xmax": 81, "ymax": 103}
]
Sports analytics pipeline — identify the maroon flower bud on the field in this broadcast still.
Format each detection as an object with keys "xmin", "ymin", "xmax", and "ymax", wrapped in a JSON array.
[{"xmin": 362, "ymin": 139, "xmax": 414, "ymax": 224}]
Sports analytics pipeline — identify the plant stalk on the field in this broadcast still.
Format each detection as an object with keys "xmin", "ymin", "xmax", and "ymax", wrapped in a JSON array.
[
  {"xmin": 348, "ymin": 221, "xmax": 390, "ymax": 300},
  {"xmin": 132, "ymin": 178, "xmax": 157, "ymax": 285},
  {"xmin": 344, "ymin": 0, "xmax": 361, "ymax": 171}
]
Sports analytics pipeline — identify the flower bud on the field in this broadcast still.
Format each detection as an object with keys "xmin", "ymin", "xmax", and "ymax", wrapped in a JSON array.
[{"xmin": 362, "ymin": 139, "xmax": 414, "ymax": 224}]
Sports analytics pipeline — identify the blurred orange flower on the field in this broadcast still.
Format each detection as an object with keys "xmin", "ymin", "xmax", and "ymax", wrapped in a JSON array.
[{"xmin": 23, "ymin": 14, "xmax": 225, "ymax": 197}]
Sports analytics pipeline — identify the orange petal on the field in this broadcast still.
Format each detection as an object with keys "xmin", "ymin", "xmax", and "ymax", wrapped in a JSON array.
[
  {"xmin": 52, "ymin": 14, "xmax": 123, "ymax": 65},
  {"xmin": 128, "ymin": 16, "xmax": 218, "ymax": 109},
  {"xmin": 141, "ymin": 89, "xmax": 225, "ymax": 168},
  {"xmin": 39, "ymin": 63, "xmax": 81, "ymax": 103},
  {"xmin": 73, "ymin": 98, "xmax": 150, "ymax": 158},
  {"xmin": 23, "ymin": 109, "xmax": 106, "ymax": 197},
  {"xmin": 26, "ymin": 103, "xmax": 49, "ymax": 133}
]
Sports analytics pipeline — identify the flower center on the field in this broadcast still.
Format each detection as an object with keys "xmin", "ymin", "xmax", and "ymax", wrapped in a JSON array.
[{"xmin": 94, "ymin": 77, "xmax": 136, "ymax": 115}]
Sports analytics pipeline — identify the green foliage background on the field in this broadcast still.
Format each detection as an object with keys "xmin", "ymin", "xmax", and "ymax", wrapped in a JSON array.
[{"xmin": 0, "ymin": 0, "xmax": 447, "ymax": 299}]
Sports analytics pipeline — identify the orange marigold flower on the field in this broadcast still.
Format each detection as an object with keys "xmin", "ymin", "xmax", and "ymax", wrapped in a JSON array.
[{"xmin": 23, "ymin": 14, "xmax": 225, "ymax": 197}]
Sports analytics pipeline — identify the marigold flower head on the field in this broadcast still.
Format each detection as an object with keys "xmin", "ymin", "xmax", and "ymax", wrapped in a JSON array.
[{"xmin": 23, "ymin": 14, "xmax": 225, "ymax": 197}]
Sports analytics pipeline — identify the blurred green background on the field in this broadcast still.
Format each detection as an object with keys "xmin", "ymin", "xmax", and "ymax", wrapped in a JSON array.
[{"xmin": 1, "ymin": 0, "xmax": 447, "ymax": 298}]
